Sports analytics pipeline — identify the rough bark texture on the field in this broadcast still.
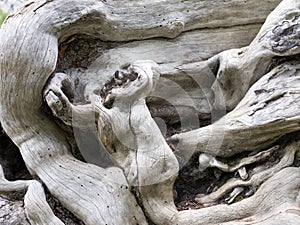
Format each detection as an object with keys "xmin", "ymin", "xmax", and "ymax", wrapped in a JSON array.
[{"xmin": 0, "ymin": 0, "xmax": 299, "ymax": 224}]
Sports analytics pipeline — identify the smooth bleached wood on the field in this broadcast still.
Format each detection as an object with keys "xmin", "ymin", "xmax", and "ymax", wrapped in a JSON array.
[{"xmin": 0, "ymin": 0, "xmax": 299, "ymax": 224}]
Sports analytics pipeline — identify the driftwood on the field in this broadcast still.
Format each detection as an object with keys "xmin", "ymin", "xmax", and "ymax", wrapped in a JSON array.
[{"xmin": 0, "ymin": 0, "xmax": 299, "ymax": 224}]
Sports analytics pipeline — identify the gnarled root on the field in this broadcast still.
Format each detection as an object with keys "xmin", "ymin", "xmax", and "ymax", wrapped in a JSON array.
[
  {"xmin": 177, "ymin": 167, "xmax": 300, "ymax": 225},
  {"xmin": 211, "ymin": 0, "xmax": 300, "ymax": 111},
  {"xmin": 198, "ymin": 145, "xmax": 278, "ymax": 173},
  {"xmin": 196, "ymin": 140, "xmax": 298, "ymax": 204},
  {"xmin": 44, "ymin": 59, "xmax": 300, "ymax": 225},
  {"xmin": 170, "ymin": 63, "xmax": 300, "ymax": 160},
  {"xmin": 1, "ymin": 0, "xmax": 299, "ymax": 224},
  {"xmin": 0, "ymin": 165, "xmax": 64, "ymax": 225},
  {"xmin": 44, "ymin": 60, "xmax": 180, "ymax": 225}
]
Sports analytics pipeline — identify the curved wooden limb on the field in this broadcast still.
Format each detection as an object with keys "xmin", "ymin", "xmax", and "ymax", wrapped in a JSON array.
[
  {"xmin": 130, "ymin": 96, "xmax": 179, "ymax": 225},
  {"xmin": 168, "ymin": 0, "xmax": 300, "ymax": 160},
  {"xmin": 171, "ymin": 63, "xmax": 300, "ymax": 158},
  {"xmin": 44, "ymin": 60, "xmax": 164, "ymax": 184},
  {"xmin": 95, "ymin": 61, "xmax": 180, "ymax": 225},
  {"xmin": 195, "ymin": 140, "xmax": 298, "ymax": 204},
  {"xmin": 211, "ymin": 0, "xmax": 300, "ymax": 111},
  {"xmin": 44, "ymin": 72, "xmax": 108, "ymax": 133},
  {"xmin": 1, "ymin": 0, "xmax": 299, "ymax": 224},
  {"xmin": 0, "ymin": 165, "xmax": 64, "ymax": 225},
  {"xmin": 177, "ymin": 167, "xmax": 300, "ymax": 225},
  {"xmin": 198, "ymin": 145, "xmax": 278, "ymax": 173},
  {"xmin": 48, "ymin": 58, "xmax": 300, "ymax": 225},
  {"xmin": 45, "ymin": 60, "xmax": 180, "ymax": 225}
]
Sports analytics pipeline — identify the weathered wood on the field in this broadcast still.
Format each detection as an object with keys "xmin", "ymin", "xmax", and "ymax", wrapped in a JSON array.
[
  {"xmin": 0, "ymin": 0, "xmax": 299, "ymax": 224},
  {"xmin": 46, "ymin": 58, "xmax": 300, "ymax": 225},
  {"xmin": 170, "ymin": 0, "xmax": 300, "ymax": 159},
  {"xmin": 0, "ymin": 165, "xmax": 64, "ymax": 225},
  {"xmin": 178, "ymin": 167, "xmax": 300, "ymax": 225},
  {"xmin": 45, "ymin": 61, "xmax": 180, "ymax": 224},
  {"xmin": 81, "ymin": 23, "xmax": 263, "ymax": 123},
  {"xmin": 172, "ymin": 62, "xmax": 300, "ymax": 159},
  {"xmin": 196, "ymin": 141, "xmax": 298, "ymax": 204},
  {"xmin": 210, "ymin": 0, "xmax": 300, "ymax": 111}
]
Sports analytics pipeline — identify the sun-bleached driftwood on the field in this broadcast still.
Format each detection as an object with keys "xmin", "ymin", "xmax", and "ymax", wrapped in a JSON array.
[
  {"xmin": 0, "ymin": 0, "xmax": 299, "ymax": 224},
  {"xmin": 195, "ymin": 141, "xmax": 298, "ymax": 204},
  {"xmin": 177, "ymin": 167, "xmax": 300, "ymax": 225},
  {"xmin": 45, "ymin": 57, "xmax": 300, "ymax": 225},
  {"xmin": 0, "ymin": 165, "xmax": 64, "ymax": 225},
  {"xmin": 198, "ymin": 146, "xmax": 279, "ymax": 173},
  {"xmin": 171, "ymin": 62, "xmax": 300, "ymax": 160},
  {"xmin": 45, "ymin": 60, "xmax": 180, "ymax": 225},
  {"xmin": 169, "ymin": 0, "xmax": 300, "ymax": 159},
  {"xmin": 209, "ymin": 0, "xmax": 300, "ymax": 111}
]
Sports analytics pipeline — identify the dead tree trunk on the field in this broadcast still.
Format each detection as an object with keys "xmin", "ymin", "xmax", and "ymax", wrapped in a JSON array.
[{"xmin": 0, "ymin": 0, "xmax": 299, "ymax": 224}]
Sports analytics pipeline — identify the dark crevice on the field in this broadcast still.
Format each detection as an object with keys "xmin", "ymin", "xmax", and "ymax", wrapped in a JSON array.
[
  {"xmin": 43, "ymin": 184, "xmax": 85, "ymax": 225},
  {"xmin": 267, "ymin": 54, "xmax": 300, "ymax": 73},
  {"xmin": 0, "ymin": 124, "xmax": 32, "ymax": 181},
  {"xmin": 130, "ymin": 187, "xmax": 156, "ymax": 225},
  {"xmin": 0, "ymin": 123, "xmax": 86, "ymax": 224},
  {"xmin": 208, "ymin": 57, "xmax": 220, "ymax": 77},
  {"xmin": 174, "ymin": 131, "xmax": 300, "ymax": 210}
]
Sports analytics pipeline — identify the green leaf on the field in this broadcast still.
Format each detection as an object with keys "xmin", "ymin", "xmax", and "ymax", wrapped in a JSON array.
[{"xmin": 0, "ymin": 9, "xmax": 8, "ymax": 26}]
